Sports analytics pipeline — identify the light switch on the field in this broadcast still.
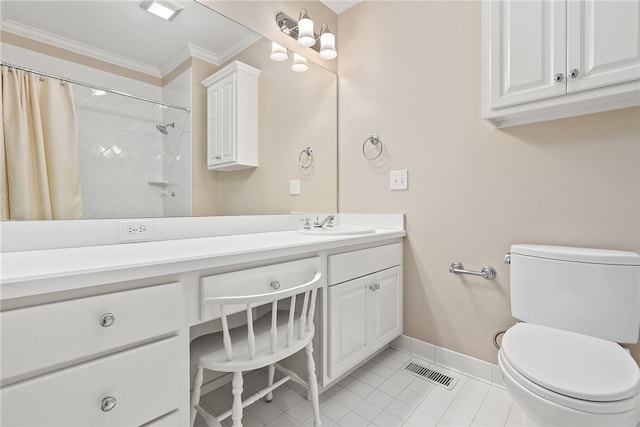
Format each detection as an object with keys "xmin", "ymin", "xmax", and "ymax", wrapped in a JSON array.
[
  {"xmin": 289, "ymin": 179, "xmax": 301, "ymax": 195},
  {"xmin": 390, "ymin": 170, "xmax": 408, "ymax": 190}
]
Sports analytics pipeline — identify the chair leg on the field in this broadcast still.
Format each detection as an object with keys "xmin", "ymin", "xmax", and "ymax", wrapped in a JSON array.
[
  {"xmin": 190, "ymin": 366, "xmax": 204, "ymax": 427},
  {"xmin": 231, "ymin": 371, "xmax": 244, "ymax": 427},
  {"xmin": 306, "ymin": 342, "xmax": 321, "ymax": 426},
  {"xmin": 265, "ymin": 364, "xmax": 275, "ymax": 402}
]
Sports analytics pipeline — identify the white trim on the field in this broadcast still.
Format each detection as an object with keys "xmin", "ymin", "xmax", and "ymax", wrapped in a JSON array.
[
  {"xmin": 390, "ymin": 335, "xmax": 505, "ymax": 388},
  {"xmin": 2, "ymin": 20, "xmax": 162, "ymax": 78}
]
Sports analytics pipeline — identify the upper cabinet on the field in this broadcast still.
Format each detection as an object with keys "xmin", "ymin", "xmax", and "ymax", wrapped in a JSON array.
[
  {"xmin": 482, "ymin": 0, "xmax": 640, "ymax": 128},
  {"xmin": 202, "ymin": 61, "xmax": 261, "ymax": 171}
]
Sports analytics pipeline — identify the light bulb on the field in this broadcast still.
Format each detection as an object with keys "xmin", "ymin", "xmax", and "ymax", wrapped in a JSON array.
[
  {"xmin": 291, "ymin": 53, "xmax": 309, "ymax": 72},
  {"xmin": 319, "ymin": 28, "xmax": 337, "ymax": 60},
  {"xmin": 270, "ymin": 42, "xmax": 288, "ymax": 61},
  {"xmin": 297, "ymin": 10, "xmax": 315, "ymax": 47}
]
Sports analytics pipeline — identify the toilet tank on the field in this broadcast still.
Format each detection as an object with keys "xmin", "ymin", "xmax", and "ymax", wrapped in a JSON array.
[{"xmin": 510, "ymin": 244, "xmax": 640, "ymax": 344}]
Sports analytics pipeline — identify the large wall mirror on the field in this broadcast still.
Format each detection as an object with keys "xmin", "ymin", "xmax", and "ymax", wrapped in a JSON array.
[{"xmin": 0, "ymin": 0, "xmax": 337, "ymax": 220}]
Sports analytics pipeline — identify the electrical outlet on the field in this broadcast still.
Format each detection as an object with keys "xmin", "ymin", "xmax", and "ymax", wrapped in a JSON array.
[
  {"xmin": 289, "ymin": 179, "xmax": 301, "ymax": 195},
  {"xmin": 119, "ymin": 220, "xmax": 153, "ymax": 242},
  {"xmin": 390, "ymin": 169, "xmax": 408, "ymax": 190}
]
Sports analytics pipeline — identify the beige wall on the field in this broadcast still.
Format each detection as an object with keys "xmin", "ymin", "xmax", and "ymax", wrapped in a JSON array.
[
  {"xmin": 192, "ymin": 39, "xmax": 338, "ymax": 216},
  {"xmin": 337, "ymin": 1, "xmax": 640, "ymax": 364},
  {"xmin": 217, "ymin": 38, "xmax": 337, "ymax": 215},
  {"xmin": 191, "ymin": 58, "xmax": 223, "ymax": 216}
]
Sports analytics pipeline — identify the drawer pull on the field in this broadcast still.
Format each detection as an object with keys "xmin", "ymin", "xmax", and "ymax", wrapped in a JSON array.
[
  {"xmin": 101, "ymin": 396, "xmax": 117, "ymax": 412},
  {"xmin": 369, "ymin": 283, "xmax": 380, "ymax": 291},
  {"xmin": 270, "ymin": 280, "xmax": 281, "ymax": 290},
  {"xmin": 99, "ymin": 313, "xmax": 116, "ymax": 327}
]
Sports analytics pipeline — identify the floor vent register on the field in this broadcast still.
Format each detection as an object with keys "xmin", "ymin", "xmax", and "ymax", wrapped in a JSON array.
[{"xmin": 404, "ymin": 361, "xmax": 459, "ymax": 390}]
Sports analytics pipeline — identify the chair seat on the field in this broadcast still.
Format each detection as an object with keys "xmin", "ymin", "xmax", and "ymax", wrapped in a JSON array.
[{"xmin": 191, "ymin": 310, "xmax": 314, "ymax": 373}]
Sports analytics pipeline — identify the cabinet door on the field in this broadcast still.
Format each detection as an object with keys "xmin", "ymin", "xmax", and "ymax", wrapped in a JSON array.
[
  {"xmin": 207, "ymin": 74, "xmax": 236, "ymax": 168},
  {"xmin": 328, "ymin": 277, "xmax": 369, "ymax": 378},
  {"xmin": 218, "ymin": 73, "xmax": 236, "ymax": 164},
  {"xmin": 567, "ymin": 0, "xmax": 640, "ymax": 93},
  {"xmin": 370, "ymin": 267, "xmax": 403, "ymax": 350},
  {"xmin": 488, "ymin": 0, "xmax": 566, "ymax": 108}
]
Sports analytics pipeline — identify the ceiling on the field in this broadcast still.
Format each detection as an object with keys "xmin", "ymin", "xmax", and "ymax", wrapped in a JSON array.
[
  {"xmin": 0, "ymin": 0, "xmax": 260, "ymax": 77},
  {"xmin": 321, "ymin": 1, "xmax": 361, "ymax": 15}
]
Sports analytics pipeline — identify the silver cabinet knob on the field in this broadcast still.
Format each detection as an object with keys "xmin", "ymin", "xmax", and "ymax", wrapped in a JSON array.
[
  {"xmin": 554, "ymin": 73, "xmax": 564, "ymax": 83},
  {"xmin": 369, "ymin": 283, "xmax": 380, "ymax": 291},
  {"xmin": 99, "ymin": 313, "xmax": 115, "ymax": 327},
  {"xmin": 101, "ymin": 396, "xmax": 117, "ymax": 412},
  {"xmin": 270, "ymin": 280, "xmax": 281, "ymax": 290},
  {"xmin": 568, "ymin": 68, "xmax": 579, "ymax": 78}
]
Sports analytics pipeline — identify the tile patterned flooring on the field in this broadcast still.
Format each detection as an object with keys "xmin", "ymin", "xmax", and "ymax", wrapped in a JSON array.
[{"xmin": 194, "ymin": 348, "xmax": 524, "ymax": 427}]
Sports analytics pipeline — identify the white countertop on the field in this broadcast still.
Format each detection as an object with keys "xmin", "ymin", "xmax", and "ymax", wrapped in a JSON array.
[{"xmin": 0, "ymin": 228, "xmax": 405, "ymax": 302}]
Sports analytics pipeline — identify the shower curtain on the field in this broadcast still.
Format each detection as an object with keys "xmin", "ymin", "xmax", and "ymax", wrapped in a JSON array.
[{"xmin": 0, "ymin": 66, "xmax": 83, "ymax": 220}]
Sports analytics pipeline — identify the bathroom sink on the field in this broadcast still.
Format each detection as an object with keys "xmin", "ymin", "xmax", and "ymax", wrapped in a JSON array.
[{"xmin": 298, "ymin": 226, "xmax": 375, "ymax": 236}]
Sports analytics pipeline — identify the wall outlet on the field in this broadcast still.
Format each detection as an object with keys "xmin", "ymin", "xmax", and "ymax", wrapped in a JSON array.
[
  {"xmin": 390, "ymin": 169, "xmax": 408, "ymax": 190},
  {"xmin": 119, "ymin": 220, "xmax": 153, "ymax": 242},
  {"xmin": 289, "ymin": 179, "xmax": 301, "ymax": 195}
]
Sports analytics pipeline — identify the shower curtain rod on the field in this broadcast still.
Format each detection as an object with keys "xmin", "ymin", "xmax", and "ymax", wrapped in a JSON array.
[{"xmin": 0, "ymin": 61, "xmax": 191, "ymax": 113}]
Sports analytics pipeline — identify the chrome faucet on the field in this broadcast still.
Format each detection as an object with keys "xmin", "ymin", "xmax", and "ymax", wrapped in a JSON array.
[{"xmin": 314, "ymin": 215, "xmax": 335, "ymax": 229}]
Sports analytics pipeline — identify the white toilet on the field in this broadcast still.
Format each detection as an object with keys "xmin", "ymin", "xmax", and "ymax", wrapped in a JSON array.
[{"xmin": 499, "ymin": 244, "xmax": 640, "ymax": 426}]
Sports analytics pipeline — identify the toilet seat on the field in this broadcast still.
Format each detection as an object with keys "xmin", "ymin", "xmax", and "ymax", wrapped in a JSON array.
[{"xmin": 500, "ymin": 323, "xmax": 640, "ymax": 414}]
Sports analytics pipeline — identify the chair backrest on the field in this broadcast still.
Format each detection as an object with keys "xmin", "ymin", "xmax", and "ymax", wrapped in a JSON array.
[{"xmin": 202, "ymin": 272, "xmax": 322, "ymax": 361}]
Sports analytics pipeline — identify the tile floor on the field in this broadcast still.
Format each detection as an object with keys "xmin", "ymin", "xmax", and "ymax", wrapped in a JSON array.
[{"xmin": 194, "ymin": 348, "xmax": 524, "ymax": 427}]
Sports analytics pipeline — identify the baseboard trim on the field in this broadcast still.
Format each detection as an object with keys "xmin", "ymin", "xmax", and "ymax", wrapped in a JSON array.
[{"xmin": 390, "ymin": 335, "xmax": 505, "ymax": 388}]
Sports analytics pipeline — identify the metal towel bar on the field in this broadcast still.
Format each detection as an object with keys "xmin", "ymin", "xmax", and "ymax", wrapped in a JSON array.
[{"xmin": 449, "ymin": 261, "xmax": 496, "ymax": 280}]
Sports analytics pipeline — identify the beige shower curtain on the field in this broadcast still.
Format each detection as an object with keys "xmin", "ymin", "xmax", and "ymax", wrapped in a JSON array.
[{"xmin": 0, "ymin": 66, "xmax": 83, "ymax": 220}]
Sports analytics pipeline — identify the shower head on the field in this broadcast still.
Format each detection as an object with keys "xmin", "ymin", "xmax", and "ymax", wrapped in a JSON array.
[{"xmin": 156, "ymin": 122, "xmax": 175, "ymax": 135}]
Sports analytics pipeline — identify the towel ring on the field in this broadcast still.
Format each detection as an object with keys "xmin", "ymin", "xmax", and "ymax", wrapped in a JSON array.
[
  {"xmin": 299, "ymin": 147, "xmax": 313, "ymax": 169},
  {"xmin": 362, "ymin": 134, "xmax": 383, "ymax": 160}
]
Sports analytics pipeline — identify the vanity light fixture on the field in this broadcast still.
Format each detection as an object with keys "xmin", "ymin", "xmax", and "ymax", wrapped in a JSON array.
[
  {"xmin": 275, "ymin": 9, "xmax": 337, "ymax": 60},
  {"xmin": 296, "ymin": 9, "xmax": 316, "ymax": 47},
  {"xmin": 319, "ymin": 24, "xmax": 337, "ymax": 60},
  {"xmin": 291, "ymin": 53, "xmax": 309, "ymax": 72},
  {"xmin": 138, "ymin": 0, "xmax": 183, "ymax": 21},
  {"xmin": 270, "ymin": 42, "xmax": 289, "ymax": 61}
]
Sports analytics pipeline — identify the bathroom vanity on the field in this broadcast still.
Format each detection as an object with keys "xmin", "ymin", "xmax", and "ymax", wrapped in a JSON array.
[{"xmin": 0, "ymin": 214, "xmax": 405, "ymax": 426}]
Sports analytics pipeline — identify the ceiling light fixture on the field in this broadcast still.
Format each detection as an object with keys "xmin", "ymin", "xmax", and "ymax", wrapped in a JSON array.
[
  {"xmin": 275, "ymin": 9, "xmax": 337, "ymax": 60},
  {"xmin": 138, "ymin": 0, "xmax": 183, "ymax": 21}
]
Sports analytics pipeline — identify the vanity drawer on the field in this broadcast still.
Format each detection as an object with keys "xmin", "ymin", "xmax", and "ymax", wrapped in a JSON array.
[
  {"xmin": 0, "ymin": 337, "xmax": 181, "ymax": 427},
  {"xmin": 1, "ymin": 282, "xmax": 182, "ymax": 384},
  {"xmin": 201, "ymin": 257, "xmax": 321, "ymax": 321},
  {"xmin": 329, "ymin": 243, "xmax": 402, "ymax": 285}
]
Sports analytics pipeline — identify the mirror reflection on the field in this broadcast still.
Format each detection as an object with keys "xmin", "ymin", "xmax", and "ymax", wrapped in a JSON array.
[{"xmin": 0, "ymin": 0, "xmax": 337, "ymax": 220}]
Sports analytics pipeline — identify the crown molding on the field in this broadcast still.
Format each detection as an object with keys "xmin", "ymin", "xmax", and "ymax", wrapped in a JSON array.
[{"xmin": 1, "ymin": 20, "xmax": 162, "ymax": 78}]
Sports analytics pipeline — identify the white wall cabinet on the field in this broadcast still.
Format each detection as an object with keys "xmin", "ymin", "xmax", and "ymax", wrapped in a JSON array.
[
  {"xmin": 327, "ymin": 244, "xmax": 403, "ymax": 379},
  {"xmin": 202, "ymin": 61, "xmax": 260, "ymax": 171},
  {"xmin": 482, "ymin": 0, "xmax": 640, "ymax": 128}
]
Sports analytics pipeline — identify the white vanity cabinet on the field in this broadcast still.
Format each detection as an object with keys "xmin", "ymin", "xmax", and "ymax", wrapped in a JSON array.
[
  {"xmin": 202, "ymin": 61, "xmax": 260, "ymax": 171},
  {"xmin": 327, "ymin": 243, "xmax": 403, "ymax": 379},
  {"xmin": 0, "ymin": 282, "xmax": 183, "ymax": 426},
  {"xmin": 482, "ymin": 0, "xmax": 640, "ymax": 127}
]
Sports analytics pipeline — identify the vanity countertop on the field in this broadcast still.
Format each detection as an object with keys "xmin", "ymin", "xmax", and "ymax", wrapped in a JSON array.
[{"xmin": 0, "ymin": 228, "xmax": 405, "ymax": 301}]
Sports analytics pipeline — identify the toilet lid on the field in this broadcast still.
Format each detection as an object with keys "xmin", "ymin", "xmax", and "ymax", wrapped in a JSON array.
[{"xmin": 501, "ymin": 323, "xmax": 640, "ymax": 402}]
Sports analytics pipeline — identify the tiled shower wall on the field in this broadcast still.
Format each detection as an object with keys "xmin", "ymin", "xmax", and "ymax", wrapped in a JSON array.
[{"xmin": 1, "ymin": 43, "xmax": 192, "ymax": 219}]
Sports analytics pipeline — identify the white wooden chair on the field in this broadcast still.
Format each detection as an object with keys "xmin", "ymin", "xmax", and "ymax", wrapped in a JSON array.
[{"xmin": 190, "ymin": 272, "xmax": 323, "ymax": 427}]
